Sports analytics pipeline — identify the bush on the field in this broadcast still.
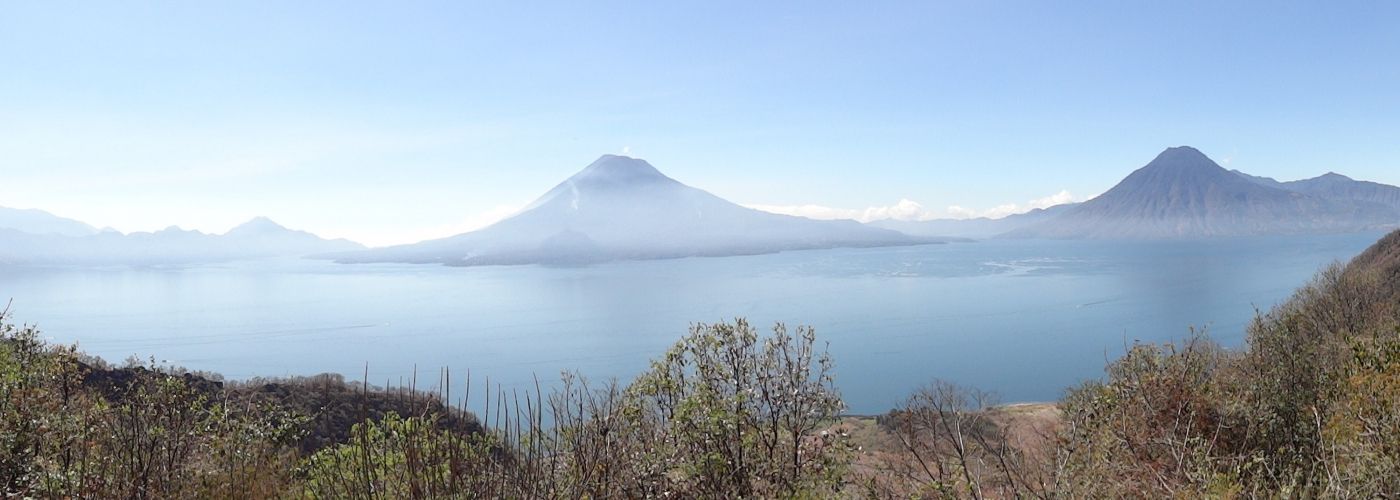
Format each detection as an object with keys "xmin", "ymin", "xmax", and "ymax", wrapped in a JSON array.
[
  {"xmin": 623, "ymin": 320, "xmax": 851, "ymax": 497},
  {"xmin": 1, "ymin": 308, "xmax": 305, "ymax": 498},
  {"xmin": 866, "ymin": 380, "xmax": 1054, "ymax": 499},
  {"xmin": 295, "ymin": 319, "xmax": 851, "ymax": 498},
  {"xmin": 1319, "ymin": 332, "xmax": 1400, "ymax": 496},
  {"xmin": 1050, "ymin": 237, "xmax": 1400, "ymax": 498},
  {"xmin": 1055, "ymin": 332, "xmax": 1243, "ymax": 497},
  {"xmin": 299, "ymin": 412, "xmax": 501, "ymax": 498},
  {"xmin": 1, "ymin": 312, "xmax": 84, "ymax": 495}
]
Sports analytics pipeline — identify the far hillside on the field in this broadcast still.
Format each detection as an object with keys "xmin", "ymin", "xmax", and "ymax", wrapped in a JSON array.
[
  {"xmin": 879, "ymin": 146, "xmax": 1400, "ymax": 240},
  {"xmin": 1006, "ymin": 146, "xmax": 1400, "ymax": 239}
]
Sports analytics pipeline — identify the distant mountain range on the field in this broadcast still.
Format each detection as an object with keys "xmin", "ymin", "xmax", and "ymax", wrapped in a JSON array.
[
  {"xmin": 1234, "ymin": 170, "xmax": 1400, "ymax": 210},
  {"xmin": 1001, "ymin": 147, "xmax": 1400, "ymax": 239},
  {"xmin": 328, "ymin": 155, "xmax": 939, "ymax": 266},
  {"xmin": 3, "ymin": 147, "xmax": 1397, "ymax": 266},
  {"xmin": 0, "ymin": 215, "xmax": 362, "ymax": 265},
  {"xmin": 868, "ymin": 204, "xmax": 1077, "ymax": 239},
  {"xmin": 0, "ymin": 206, "xmax": 99, "ymax": 237}
]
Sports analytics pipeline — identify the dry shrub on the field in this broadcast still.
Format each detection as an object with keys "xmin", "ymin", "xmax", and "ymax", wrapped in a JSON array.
[
  {"xmin": 1052, "ymin": 231, "xmax": 1400, "ymax": 497},
  {"xmin": 860, "ymin": 380, "xmax": 1057, "ymax": 499},
  {"xmin": 1055, "ymin": 333, "xmax": 1243, "ymax": 498},
  {"xmin": 0, "ymin": 307, "xmax": 304, "ymax": 498},
  {"xmin": 295, "ymin": 319, "xmax": 852, "ymax": 499}
]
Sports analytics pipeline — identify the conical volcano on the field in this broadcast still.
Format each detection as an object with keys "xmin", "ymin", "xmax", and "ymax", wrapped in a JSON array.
[
  {"xmin": 332, "ymin": 155, "xmax": 933, "ymax": 266},
  {"xmin": 1005, "ymin": 146, "xmax": 1399, "ymax": 238}
]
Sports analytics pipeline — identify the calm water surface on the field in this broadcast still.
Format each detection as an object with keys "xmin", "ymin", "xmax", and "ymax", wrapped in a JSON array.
[{"xmin": 0, "ymin": 233, "xmax": 1383, "ymax": 413}]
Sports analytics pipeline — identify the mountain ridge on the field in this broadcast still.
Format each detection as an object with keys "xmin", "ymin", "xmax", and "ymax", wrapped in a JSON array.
[
  {"xmin": 0, "ymin": 206, "xmax": 98, "ymax": 237},
  {"xmin": 0, "ymin": 216, "xmax": 362, "ymax": 265},
  {"xmin": 867, "ymin": 204, "xmax": 1077, "ymax": 238},
  {"xmin": 1004, "ymin": 146, "xmax": 1400, "ymax": 239},
  {"xmin": 331, "ymin": 155, "xmax": 940, "ymax": 266}
]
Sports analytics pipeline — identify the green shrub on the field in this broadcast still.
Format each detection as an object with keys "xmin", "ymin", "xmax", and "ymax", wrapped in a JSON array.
[
  {"xmin": 623, "ymin": 320, "xmax": 851, "ymax": 498},
  {"xmin": 1320, "ymin": 332, "xmax": 1400, "ymax": 497},
  {"xmin": 1, "ymin": 308, "xmax": 306, "ymax": 498},
  {"xmin": 300, "ymin": 412, "xmax": 500, "ymax": 499}
]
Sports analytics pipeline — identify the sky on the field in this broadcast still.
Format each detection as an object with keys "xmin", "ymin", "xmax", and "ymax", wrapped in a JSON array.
[{"xmin": 2, "ymin": 1, "xmax": 1398, "ymax": 247}]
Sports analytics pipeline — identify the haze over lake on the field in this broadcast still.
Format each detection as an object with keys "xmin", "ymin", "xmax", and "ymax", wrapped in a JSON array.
[{"xmin": 2, "ymin": 232, "xmax": 1380, "ymax": 413}]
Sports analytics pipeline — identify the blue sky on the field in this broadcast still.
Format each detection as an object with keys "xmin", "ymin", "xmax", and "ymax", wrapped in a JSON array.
[{"xmin": 3, "ymin": 1, "xmax": 1398, "ymax": 246}]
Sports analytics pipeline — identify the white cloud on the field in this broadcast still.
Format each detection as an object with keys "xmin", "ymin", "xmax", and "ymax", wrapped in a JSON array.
[
  {"xmin": 748, "ymin": 190, "xmax": 1082, "ymax": 223},
  {"xmin": 860, "ymin": 198, "xmax": 931, "ymax": 222},
  {"xmin": 943, "ymin": 205, "xmax": 980, "ymax": 219},
  {"xmin": 745, "ymin": 198, "xmax": 939, "ymax": 223},
  {"xmin": 964, "ymin": 190, "xmax": 1078, "ymax": 219},
  {"xmin": 455, "ymin": 204, "xmax": 524, "ymax": 232},
  {"xmin": 744, "ymin": 204, "xmax": 861, "ymax": 221},
  {"xmin": 329, "ymin": 204, "xmax": 523, "ymax": 248}
]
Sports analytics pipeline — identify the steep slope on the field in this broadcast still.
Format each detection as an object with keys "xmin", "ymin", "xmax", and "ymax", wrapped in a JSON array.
[
  {"xmin": 0, "ymin": 206, "xmax": 97, "ymax": 237},
  {"xmin": 1346, "ymin": 228, "xmax": 1400, "ymax": 300},
  {"xmin": 1006, "ymin": 147, "xmax": 1399, "ymax": 239},
  {"xmin": 333, "ymin": 155, "xmax": 932, "ymax": 266},
  {"xmin": 1231, "ymin": 170, "xmax": 1287, "ymax": 189}
]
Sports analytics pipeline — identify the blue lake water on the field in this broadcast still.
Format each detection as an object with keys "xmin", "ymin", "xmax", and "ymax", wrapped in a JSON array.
[{"xmin": 0, "ymin": 232, "xmax": 1384, "ymax": 414}]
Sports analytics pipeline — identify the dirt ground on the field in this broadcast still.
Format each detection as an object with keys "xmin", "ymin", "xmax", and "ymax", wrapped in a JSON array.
[{"xmin": 836, "ymin": 403, "xmax": 1062, "ymax": 498}]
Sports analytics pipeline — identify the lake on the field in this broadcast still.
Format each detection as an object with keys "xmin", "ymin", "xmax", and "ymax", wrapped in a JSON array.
[{"xmin": 0, "ymin": 232, "xmax": 1384, "ymax": 414}]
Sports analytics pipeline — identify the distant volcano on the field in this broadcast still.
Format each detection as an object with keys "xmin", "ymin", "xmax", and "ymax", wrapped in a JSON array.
[
  {"xmin": 330, "ymin": 155, "xmax": 936, "ymax": 266},
  {"xmin": 1004, "ymin": 146, "xmax": 1400, "ymax": 239}
]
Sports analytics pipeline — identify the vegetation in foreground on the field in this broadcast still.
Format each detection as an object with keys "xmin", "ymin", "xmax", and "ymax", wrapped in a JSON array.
[{"xmin": 2, "ymin": 230, "xmax": 1398, "ymax": 498}]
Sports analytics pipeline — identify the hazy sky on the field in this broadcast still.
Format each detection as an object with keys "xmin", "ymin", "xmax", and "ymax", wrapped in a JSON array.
[{"xmin": 3, "ymin": 1, "xmax": 1398, "ymax": 246}]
